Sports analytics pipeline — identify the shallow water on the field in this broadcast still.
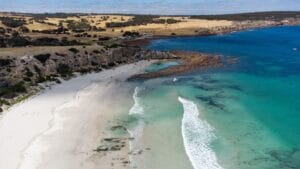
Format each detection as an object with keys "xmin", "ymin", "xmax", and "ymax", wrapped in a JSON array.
[
  {"xmin": 144, "ymin": 61, "xmax": 180, "ymax": 73},
  {"xmin": 126, "ymin": 26, "xmax": 300, "ymax": 169}
]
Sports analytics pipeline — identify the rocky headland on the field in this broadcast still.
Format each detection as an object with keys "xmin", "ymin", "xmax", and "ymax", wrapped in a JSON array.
[{"xmin": 128, "ymin": 51, "xmax": 228, "ymax": 80}]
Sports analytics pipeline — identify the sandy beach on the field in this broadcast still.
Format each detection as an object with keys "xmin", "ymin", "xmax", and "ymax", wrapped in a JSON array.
[{"xmin": 0, "ymin": 61, "xmax": 152, "ymax": 169}]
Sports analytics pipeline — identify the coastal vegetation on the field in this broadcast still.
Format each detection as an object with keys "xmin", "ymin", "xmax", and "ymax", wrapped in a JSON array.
[
  {"xmin": 67, "ymin": 19, "xmax": 91, "ymax": 32},
  {"xmin": 0, "ymin": 17, "xmax": 26, "ymax": 27},
  {"xmin": 105, "ymin": 15, "xmax": 180, "ymax": 28},
  {"xmin": 190, "ymin": 11, "xmax": 300, "ymax": 21}
]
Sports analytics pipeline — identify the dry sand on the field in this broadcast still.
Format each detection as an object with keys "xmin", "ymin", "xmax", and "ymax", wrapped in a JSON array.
[{"xmin": 0, "ymin": 61, "xmax": 153, "ymax": 169}]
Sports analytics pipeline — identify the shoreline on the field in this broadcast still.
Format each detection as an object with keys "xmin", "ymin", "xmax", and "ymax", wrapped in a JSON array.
[{"xmin": 0, "ymin": 60, "xmax": 154, "ymax": 169}]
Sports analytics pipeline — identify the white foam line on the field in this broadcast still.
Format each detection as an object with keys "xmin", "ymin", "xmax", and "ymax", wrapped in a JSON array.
[
  {"xmin": 127, "ymin": 87, "xmax": 145, "ymax": 168},
  {"xmin": 178, "ymin": 97, "xmax": 223, "ymax": 169},
  {"xmin": 129, "ymin": 87, "xmax": 144, "ymax": 115}
]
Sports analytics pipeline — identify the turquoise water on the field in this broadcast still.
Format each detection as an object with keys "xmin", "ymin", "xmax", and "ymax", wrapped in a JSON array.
[
  {"xmin": 144, "ymin": 61, "xmax": 180, "ymax": 73},
  {"xmin": 126, "ymin": 26, "xmax": 300, "ymax": 169}
]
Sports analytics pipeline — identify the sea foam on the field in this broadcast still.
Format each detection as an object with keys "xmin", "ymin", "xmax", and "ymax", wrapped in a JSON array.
[
  {"xmin": 129, "ymin": 87, "xmax": 144, "ymax": 115},
  {"xmin": 127, "ymin": 87, "xmax": 145, "ymax": 168},
  {"xmin": 178, "ymin": 97, "xmax": 223, "ymax": 169}
]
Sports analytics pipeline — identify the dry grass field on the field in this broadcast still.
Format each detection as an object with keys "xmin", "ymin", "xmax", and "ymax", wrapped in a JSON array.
[{"xmin": 0, "ymin": 13, "xmax": 234, "ymax": 37}]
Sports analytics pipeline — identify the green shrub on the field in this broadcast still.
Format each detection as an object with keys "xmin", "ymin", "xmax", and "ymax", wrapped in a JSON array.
[
  {"xmin": 0, "ymin": 99, "xmax": 10, "ymax": 106},
  {"xmin": 68, "ymin": 48, "xmax": 79, "ymax": 54},
  {"xmin": 25, "ymin": 68, "xmax": 34, "ymax": 77},
  {"xmin": 0, "ymin": 59, "xmax": 11, "ymax": 66},
  {"xmin": 105, "ymin": 15, "xmax": 163, "ymax": 28},
  {"xmin": 67, "ymin": 19, "xmax": 91, "ymax": 32},
  {"xmin": 36, "ymin": 76, "xmax": 46, "ymax": 83},
  {"xmin": 33, "ymin": 54, "xmax": 51, "ymax": 64},
  {"xmin": 23, "ymin": 77, "xmax": 31, "ymax": 82},
  {"xmin": 33, "ymin": 65, "xmax": 41, "ymax": 74},
  {"xmin": 93, "ymin": 50, "xmax": 101, "ymax": 54},
  {"xmin": 0, "ymin": 17, "xmax": 26, "ymax": 28},
  {"xmin": 166, "ymin": 19, "xmax": 180, "ymax": 24},
  {"xmin": 57, "ymin": 64, "xmax": 72, "ymax": 77},
  {"xmin": 122, "ymin": 31, "xmax": 140, "ymax": 37},
  {"xmin": 0, "ymin": 82, "xmax": 27, "ymax": 98}
]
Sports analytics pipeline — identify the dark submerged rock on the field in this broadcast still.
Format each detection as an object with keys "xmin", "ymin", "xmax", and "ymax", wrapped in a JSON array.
[
  {"xmin": 196, "ymin": 94, "xmax": 226, "ymax": 110},
  {"xmin": 194, "ymin": 84, "xmax": 221, "ymax": 91}
]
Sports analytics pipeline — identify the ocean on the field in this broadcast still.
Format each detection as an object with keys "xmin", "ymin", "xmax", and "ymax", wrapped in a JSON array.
[{"xmin": 124, "ymin": 26, "xmax": 300, "ymax": 169}]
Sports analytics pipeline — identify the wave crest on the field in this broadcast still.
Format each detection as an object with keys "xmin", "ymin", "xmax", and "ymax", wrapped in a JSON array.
[{"xmin": 178, "ymin": 97, "xmax": 223, "ymax": 169}]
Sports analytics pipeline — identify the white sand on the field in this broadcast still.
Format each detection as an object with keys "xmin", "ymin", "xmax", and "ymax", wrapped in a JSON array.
[{"xmin": 0, "ymin": 61, "xmax": 152, "ymax": 169}]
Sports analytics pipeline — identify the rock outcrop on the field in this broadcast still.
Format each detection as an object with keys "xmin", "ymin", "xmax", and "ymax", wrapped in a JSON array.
[{"xmin": 128, "ymin": 51, "xmax": 224, "ymax": 80}]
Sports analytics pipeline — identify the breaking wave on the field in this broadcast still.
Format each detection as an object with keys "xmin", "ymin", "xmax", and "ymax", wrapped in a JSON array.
[{"xmin": 178, "ymin": 97, "xmax": 223, "ymax": 169}]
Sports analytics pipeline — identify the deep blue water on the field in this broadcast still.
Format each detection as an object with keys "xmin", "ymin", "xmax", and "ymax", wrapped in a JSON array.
[
  {"xmin": 141, "ymin": 26, "xmax": 300, "ymax": 169},
  {"xmin": 149, "ymin": 26, "xmax": 300, "ymax": 77}
]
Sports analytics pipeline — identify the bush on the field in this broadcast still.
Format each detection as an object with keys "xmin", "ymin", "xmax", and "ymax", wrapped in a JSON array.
[
  {"xmin": 67, "ymin": 19, "xmax": 91, "ymax": 32},
  {"xmin": 0, "ymin": 27, "xmax": 5, "ymax": 34},
  {"xmin": 33, "ymin": 65, "xmax": 41, "ymax": 74},
  {"xmin": 68, "ymin": 48, "xmax": 79, "ymax": 54},
  {"xmin": 105, "ymin": 15, "xmax": 180, "ymax": 28},
  {"xmin": 0, "ymin": 82, "xmax": 27, "ymax": 98},
  {"xmin": 105, "ymin": 15, "xmax": 162, "ymax": 28},
  {"xmin": 166, "ymin": 19, "xmax": 180, "ymax": 24},
  {"xmin": 57, "ymin": 64, "xmax": 72, "ymax": 77},
  {"xmin": 31, "ymin": 13, "xmax": 81, "ymax": 19},
  {"xmin": 91, "ymin": 26, "xmax": 106, "ymax": 32},
  {"xmin": 1, "ymin": 36, "xmax": 84, "ymax": 47},
  {"xmin": 93, "ymin": 50, "xmax": 101, "ymax": 54},
  {"xmin": 36, "ymin": 76, "xmax": 46, "ymax": 83},
  {"xmin": 106, "ymin": 43, "xmax": 119, "ymax": 48},
  {"xmin": 23, "ymin": 77, "xmax": 31, "ymax": 82},
  {"xmin": 0, "ymin": 59, "xmax": 11, "ymax": 67},
  {"xmin": 19, "ymin": 26, "xmax": 30, "ymax": 33},
  {"xmin": 0, "ymin": 99, "xmax": 10, "ymax": 106},
  {"xmin": 123, "ymin": 31, "xmax": 140, "ymax": 37},
  {"xmin": 0, "ymin": 17, "xmax": 26, "ymax": 28},
  {"xmin": 32, "ymin": 37, "xmax": 60, "ymax": 46},
  {"xmin": 25, "ymin": 68, "xmax": 34, "ymax": 77},
  {"xmin": 32, "ymin": 27, "xmax": 69, "ymax": 34},
  {"xmin": 34, "ymin": 54, "xmax": 51, "ymax": 64},
  {"xmin": 7, "ymin": 36, "xmax": 31, "ymax": 47},
  {"xmin": 98, "ymin": 36, "xmax": 110, "ymax": 41},
  {"xmin": 13, "ymin": 82, "xmax": 27, "ymax": 93}
]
